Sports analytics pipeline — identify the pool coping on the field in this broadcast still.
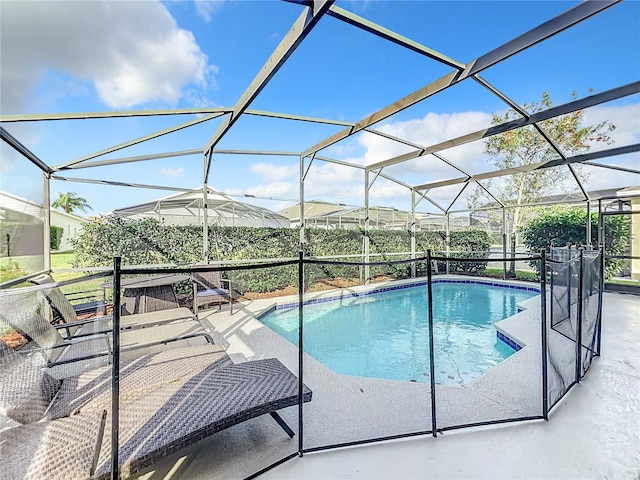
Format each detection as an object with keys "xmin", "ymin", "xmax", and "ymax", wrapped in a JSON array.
[{"xmin": 261, "ymin": 275, "xmax": 539, "ymax": 313}]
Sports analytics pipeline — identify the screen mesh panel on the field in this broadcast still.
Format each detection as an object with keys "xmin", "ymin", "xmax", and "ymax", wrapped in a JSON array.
[{"xmin": 301, "ymin": 258, "xmax": 433, "ymax": 450}]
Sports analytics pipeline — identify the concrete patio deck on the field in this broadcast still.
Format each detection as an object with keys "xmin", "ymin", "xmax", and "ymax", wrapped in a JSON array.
[
  {"xmin": 260, "ymin": 290, "xmax": 640, "ymax": 480},
  {"xmin": 138, "ymin": 288, "xmax": 639, "ymax": 480}
]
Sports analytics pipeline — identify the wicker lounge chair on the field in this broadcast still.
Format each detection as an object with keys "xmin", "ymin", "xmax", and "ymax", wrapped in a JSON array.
[
  {"xmin": 0, "ymin": 410, "xmax": 108, "ymax": 480},
  {"xmin": 191, "ymin": 264, "xmax": 239, "ymax": 314},
  {"xmin": 0, "ymin": 289, "xmax": 213, "ymax": 378},
  {"xmin": 0, "ymin": 340, "xmax": 312, "ymax": 480},
  {"xmin": 30, "ymin": 273, "xmax": 196, "ymax": 338}
]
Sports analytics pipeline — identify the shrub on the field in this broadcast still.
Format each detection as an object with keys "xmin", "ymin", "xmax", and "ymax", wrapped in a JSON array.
[
  {"xmin": 50, "ymin": 225, "xmax": 64, "ymax": 250},
  {"xmin": 72, "ymin": 217, "xmax": 494, "ymax": 291},
  {"xmin": 520, "ymin": 207, "xmax": 630, "ymax": 279},
  {"xmin": 445, "ymin": 229, "xmax": 493, "ymax": 274}
]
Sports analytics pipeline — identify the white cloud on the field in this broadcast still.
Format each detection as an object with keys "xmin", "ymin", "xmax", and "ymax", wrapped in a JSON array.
[
  {"xmin": 250, "ymin": 163, "xmax": 298, "ymax": 182},
  {"xmin": 358, "ymin": 111, "xmax": 493, "ymax": 177},
  {"xmin": 194, "ymin": 0, "xmax": 224, "ymax": 23},
  {"xmin": 582, "ymin": 103, "xmax": 640, "ymax": 152},
  {"xmin": 0, "ymin": 1, "xmax": 216, "ymax": 112},
  {"xmin": 161, "ymin": 167, "xmax": 185, "ymax": 179},
  {"xmin": 320, "ymin": 105, "xmax": 640, "ymax": 209}
]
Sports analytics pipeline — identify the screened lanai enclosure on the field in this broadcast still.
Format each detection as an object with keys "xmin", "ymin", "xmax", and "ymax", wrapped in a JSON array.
[
  {"xmin": 0, "ymin": 1, "xmax": 639, "ymax": 479},
  {"xmin": 111, "ymin": 187, "xmax": 290, "ymax": 228}
]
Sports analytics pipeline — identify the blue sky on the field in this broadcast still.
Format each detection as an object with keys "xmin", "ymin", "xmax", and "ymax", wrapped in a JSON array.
[{"xmin": 1, "ymin": 0, "xmax": 639, "ymax": 216}]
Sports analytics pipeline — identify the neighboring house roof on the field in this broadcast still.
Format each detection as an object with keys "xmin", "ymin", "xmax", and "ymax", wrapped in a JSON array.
[
  {"xmin": 110, "ymin": 187, "xmax": 289, "ymax": 227},
  {"xmin": 295, "ymin": 204, "xmax": 469, "ymax": 229},
  {"xmin": 0, "ymin": 191, "xmax": 43, "ymax": 221},
  {"xmin": 50, "ymin": 209, "xmax": 87, "ymax": 223},
  {"xmin": 616, "ymin": 186, "xmax": 640, "ymax": 197},
  {"xmin": 278, "ymin": 201, "xmax": 347, "ymax": 220},
  {"xmin": 475, "ymin": 187, "xmax": 639, "ymax": 209}
]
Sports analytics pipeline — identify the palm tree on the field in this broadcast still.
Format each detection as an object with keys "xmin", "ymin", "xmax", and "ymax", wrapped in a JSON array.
[{"xmin": 52, "ymin": 192, "xmax": 92, "ymax": 214}]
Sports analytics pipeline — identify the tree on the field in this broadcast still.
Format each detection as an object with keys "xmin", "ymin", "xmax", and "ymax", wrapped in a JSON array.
[
  {"xmin": 52, "ymin": 192, "xmax": 92, "ymax": 214},
  {"xmin": 468, "ymin": 91, "xmax": 616, "ymax": 236}
]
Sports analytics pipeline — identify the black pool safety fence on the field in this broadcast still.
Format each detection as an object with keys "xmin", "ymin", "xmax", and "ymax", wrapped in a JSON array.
[{"xmin": 0, "ymin": 248, "xmax": 604, "ymax": 480}]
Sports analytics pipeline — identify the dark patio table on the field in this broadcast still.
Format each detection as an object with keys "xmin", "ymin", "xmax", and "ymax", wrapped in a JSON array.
[{"xmin": 102, "ymin": 274, "xmax": 190, "ymax": 315}]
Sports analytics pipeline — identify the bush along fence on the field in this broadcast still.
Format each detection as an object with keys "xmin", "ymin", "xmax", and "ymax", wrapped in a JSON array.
[
  {"xmin": 520, "ymin": 207, "xmax": 630, "ymax": 279},
  {"xmin": 72, "ymin": 216, "xmax": 494, "ymax": 293}
]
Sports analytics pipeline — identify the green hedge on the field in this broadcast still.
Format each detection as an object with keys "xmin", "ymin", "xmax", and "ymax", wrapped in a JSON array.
[
  {"xmin": 520, "ymin": 207, "xmax": 630, "ymax": 279},
  {"xmin": 439, "ymin": 229, "xmax": 493, "ymax": 275},
  {"xmin": 72, "ymin": 216, "xmax": 493, "ymax": 292},
  {"xmin": 50, "ymin": 225, "xmax": 64, "ymax": 250}
]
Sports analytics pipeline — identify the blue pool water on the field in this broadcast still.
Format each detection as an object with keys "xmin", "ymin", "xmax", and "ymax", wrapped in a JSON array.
[{"xmin": 260, "ymin": 281, "xmax": 538, "ymax": 385}]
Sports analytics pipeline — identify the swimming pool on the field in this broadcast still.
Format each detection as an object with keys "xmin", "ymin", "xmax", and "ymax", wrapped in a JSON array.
[{"xmin": 259, "ymin": 280, "xmax": 538, "ymax": 385}]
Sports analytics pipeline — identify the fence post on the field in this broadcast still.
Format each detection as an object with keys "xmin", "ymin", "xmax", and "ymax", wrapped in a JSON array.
[
  {"xmin": 297, "ymin": 250, "xmax": 305, "ymax": 456},
  {"xmin": 502, "ymin": 208, "xmax": 507, "ymax": 280},
  {"xmin": 597, "ymin": 199, "xmax": 604, "ymax": 248},
  {"xmin": 575, "ymin": 248, "xmax": 584, "ymax": 383},
  {"xmin": 445, "ymin": 215, "xmax": 450, "ymax": 275},
  {"xmin": 111, "ymin": 257, "xmax": 121, "ymax": 480},
  {"xmin": 426, "ymin": 250, "xmax": 437, "ymax": 437},
  {"xmin": 540, "ymin": 249, "xmax": 549, "ymax": 421},
  {"xmin": 502, "ymin": 233, "xmax": 507, "ymax": 280},
  {"xmin": 566, "ymin": 244, "xmax": 572, "ymax": 324},
  {"xmin": 596, "ymin": 246, "xmax": 605, "ymax": 357}
]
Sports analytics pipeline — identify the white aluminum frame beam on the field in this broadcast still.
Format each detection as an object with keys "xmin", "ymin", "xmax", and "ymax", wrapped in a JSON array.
[
  {"xmin": 414, "ymin": 143, "xmax": 640, "ymax": 191},
  {"xmin": 56, "ymin": 113, "xmax": 225, "ymax": 169},
  {"xmin": 366, "ymin": 81, "xmax": 640, "ymax": 172},
  {"xmin": 303, "ymin": 0, "xmax": 619, "ymax": 159},
  {"xmin": 56, "ymin": 149, "xmax": 202, "ymax": 170},
  {"xmin": 0, "ymin": 108, "xmax": 232, "ymax": 123},
  {"xmin": 1, "ymin": 107, "xmax": 355, "ymax": 129},
  {"xmin": 244, "ymin": 109, "xmax": 353, "ymax": 126},
  {"xmin": 1, "ymin": 126, "xmax": 53, "ymax": 174},
  {"xmin": 50, "ymin": 175, "xmax": 195, "ymax": 193},
  {"xmin": 57, "ymin": 148, "xmax": 302, "ymax": 171},
  {"xmin": 326, "ymin": 5, "xmax": 464, "ymax": 70},
  {"xmin": 582, "ymin": 161, "xmax": 640, "ymax": 175},
  {"xmin": 203, "ymin": 0, "xmax": 334, "ymax": 171}
]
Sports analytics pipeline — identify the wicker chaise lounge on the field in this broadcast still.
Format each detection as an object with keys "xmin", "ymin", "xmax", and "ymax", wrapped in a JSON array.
[
  {"xmin": 0, "ymin": 290, "xmax": 213, "ymax": 378},
  {"xmin": 30, "ymin": 273, "xmax": 197, "ymax": 337},
  {"xmin": 0, "ymin": 340, "xmax": 312, "ymax": 480}
]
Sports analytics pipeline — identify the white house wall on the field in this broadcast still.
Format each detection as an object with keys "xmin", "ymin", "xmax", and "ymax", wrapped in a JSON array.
[{"xmin": 50, "ymin": 210, "xmax": 86, "ymax": 251}]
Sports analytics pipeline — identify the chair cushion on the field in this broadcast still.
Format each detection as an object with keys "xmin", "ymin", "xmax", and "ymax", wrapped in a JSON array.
[{"xmin": 196, "ymin": 288, "xmax": 229, "ymax": 297}]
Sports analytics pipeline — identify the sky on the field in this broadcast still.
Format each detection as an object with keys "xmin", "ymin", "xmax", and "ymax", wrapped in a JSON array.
[{"xmin": 1, "ymin": 0, "xmax": 639, "ymax": 217}]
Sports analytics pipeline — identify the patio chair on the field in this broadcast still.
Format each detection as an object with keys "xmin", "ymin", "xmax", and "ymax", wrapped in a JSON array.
[
  {"xmin": 29, "ymin": 273, "xmax": 197, "ymax": 338},
  {"xmin": 0, "ymin": 289, "xmax": 213, "ymax": 378},
  {"xmin": 191, "ymin": 264, "xmax": 239, "ymax": 314},
  {"xmin": 0, "ymin": 339, "xmax": 229, "ymax": 478},
  {"xmin": 0, "ymin": 410, "xmax": 108, "ymax": 479},
  {"xmin": 0, "ymin": 339, "xmax": 312, "ymax": 479}
]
